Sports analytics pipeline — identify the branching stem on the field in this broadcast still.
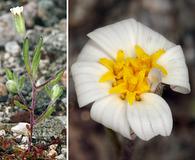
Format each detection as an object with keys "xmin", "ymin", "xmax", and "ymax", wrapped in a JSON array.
[{"xmin": 28, "ymin": 82, "xmax": 36, "ymax": 151}]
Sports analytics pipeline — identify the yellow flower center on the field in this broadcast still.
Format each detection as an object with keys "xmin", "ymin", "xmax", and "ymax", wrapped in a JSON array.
[{"xmin": 99, "ymin": 45, "xmax": 167, "ymax": 105}]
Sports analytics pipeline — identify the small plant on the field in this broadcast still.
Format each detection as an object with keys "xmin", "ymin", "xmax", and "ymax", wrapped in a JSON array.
[{"xmin": 5, "ymin": 6, "xmax": 65, "ymax": 152}]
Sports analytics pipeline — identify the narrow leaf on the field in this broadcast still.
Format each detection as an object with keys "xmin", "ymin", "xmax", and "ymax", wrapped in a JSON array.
[
  {"xmin": 14, "ymin": 100, "xmax": 28, "ymax": 110},
  {"xmin": 32, "ymin": 37, "xmax": 43, "ymax": 78},
  {"xmin": 49, "ymin": 70, "xmax": 64, "ymax": 86},
  {"xmin": 18, "ymin": 76, "xmax": 25, "ymax": 91},
  {"xmin": 5, "ymin": 68, "xmax": 13, "ymax": 80},
  {"xmin": 36, "ymin": 105, "xmax": 55, "ymax": 123},
  {"xmin": 12, "ymin": 72, "xmax": 18, "ymax": 82},
  {"xmin": 23, "ymin": 37, "xmax": 31, "ymax": 75},
  {"xmin": 45, "ymin": 85, "xmax": 51, "ymax": 97}
]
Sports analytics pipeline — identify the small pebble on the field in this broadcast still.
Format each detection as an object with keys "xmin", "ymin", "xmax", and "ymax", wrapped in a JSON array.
[
  {"xmin": 0, "ymin": 130, "xmax": 6, "ymax": 136},
  {"xmin": 18, "ymin": 144, "xmax": 28, "ymax": 150},
  {"xmin": 4, "ymin": 53, "xmax": 10, "ymax": 60},
  {"xmin": 0, "ymin": 82, "xmax": 7, "ymax": 96},
  {"xmin": 8, "ymin": 57, "xmax": 15, "ymax": 63},
  {"xmin": 21, "ymin": 136, "xmax": 29, "ymax": 143},
  {"xmin": 48, "ymin": 149, "xmax": 57, "ymax": 157},
  {"xmin": 49, "ymin": 144, "xmax": 58, "ymax": 150},
  {"xmin": 5, "ymin": 41, "xmax": 21, "ymax": 56},
  {"xmin": 61, "ymin": 148, "xmax": 66, "ymax": 155},
  {"xmin": 36, "ymin": 76, "xmax": 45, "ymax": 86},
  {"xmin": 56, "ymin": 154, "xmax": 65, "ymax": 160}
]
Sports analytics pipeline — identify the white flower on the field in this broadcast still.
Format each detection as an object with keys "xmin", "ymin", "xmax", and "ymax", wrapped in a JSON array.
[
  {"xmin": 71, "ymin": 19, "xmax": 191, "ymax": 141},
  {"xmin": 10, "ymin": 6, "xmax": 26, "ymax": 34},
  {"xmin": 11, "ymin": 122, "xmax": 30, "ymax": 136},
  {"xmin": 10, "ymin": 6, "xmax": 23, "ymax": 15}
]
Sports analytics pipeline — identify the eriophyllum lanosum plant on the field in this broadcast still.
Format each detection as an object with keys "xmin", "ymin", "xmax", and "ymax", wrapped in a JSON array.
[{"xmin": 6, "ymin": 6, "xmax": 64, "ymax": 151}]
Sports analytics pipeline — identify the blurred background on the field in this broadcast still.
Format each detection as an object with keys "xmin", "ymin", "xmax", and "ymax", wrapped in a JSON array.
[
  {"xmin": 0, "ymin": 0, "xmax": 66, "ymax": 158},
  {"xmin": 69, "ymin": 0, "xmax": 195, "ymax": 160}
]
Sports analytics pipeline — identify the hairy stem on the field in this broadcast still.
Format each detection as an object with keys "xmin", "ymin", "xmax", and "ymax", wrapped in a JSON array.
[{"xmin": 28, "ymin": 82, "xmax": 36, "ymax": 151}]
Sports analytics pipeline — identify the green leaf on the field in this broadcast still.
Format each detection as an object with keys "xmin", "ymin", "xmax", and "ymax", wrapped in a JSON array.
[
  {"xmin": 5, "ymin": 68, "xmax": 13, "ymax": 80},
  {"xmin": 45, "ymin": 85, "xmax": 52, "ymax": 97},
  {"xmin": 49, "ymin": 70, "xmax": 64, "ymax": 86},
  {"xmin": 12, "ymin": 72, "xmax": 18, "ymax": 82},
  {"xmin": 32, "ymin": 37, "xmax": 43, "ymax": 78},
  {"xmin": 18, "ymin": 76, "xmax": 25, "ymax": 91},
  {"xmin": 51, "ymin": 84, "xmax": 63, "ymax": 102},
  {"xmin": 23, "ymin": 37, "xmax": 31, "ymax": 75},
  {"xmin": 14, "ymin": 100, "xmax": 28, "ymax": 110},
  {"xmin": 36, "ymin": 105, "xmax": 55, "ymax": 123}
]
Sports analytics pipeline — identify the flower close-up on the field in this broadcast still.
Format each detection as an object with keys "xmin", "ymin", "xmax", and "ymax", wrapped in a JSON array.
[
  {"xmin": 10, "ymin": 6, "xmax": 26, "ymax": 34},
  {"xmin": 10, "ymin": 6, "xmax": 23, "ymax": 16},
  {"xmin": 71, "ymin": 18, "xmax": 191, "ymax": 141}
]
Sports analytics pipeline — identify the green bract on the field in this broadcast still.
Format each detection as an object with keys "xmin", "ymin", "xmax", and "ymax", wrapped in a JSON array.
[
  {"xmin": 51, "ymin": 84, "xmax": 63, "ymax": 102},
  {"xmin": 6, "ymin": 80, "xmax": 18, "ymax": 93}
]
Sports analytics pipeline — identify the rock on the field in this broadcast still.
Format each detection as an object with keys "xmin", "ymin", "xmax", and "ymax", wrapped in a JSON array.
[
  {"xmin": 0, "ymin": 130, "xmax": 6, "ymax": 136},
  {"xmin": 142, "ymin": 0, "xmax": 172, "ymax": 13},
  {"xmin": 56, "ymin": 154, "xmax": 65, "ymax": 160},
  {"xmin": 56, "ymin": 116, "xmax": 66, "ymax": 126},
  {"xmin": 26, "ymin": 27, "xmax": 44, "ymax": 49},
  {"xmin": 61, "ymin": 147, "xmax": 66, "ymax": 155},
  {"xmin": 36, "ymin": 76, "xmax": 45, "ymax": 86},
  {"xmin": 18, "ymin": 144, "xmax": 28, "ymax": 150},
  {"xmin": 5, "ymin": 41, "xmax": 21, "ymax": 56},
  {"xmin": 0, "ymin": 82, "xmax": 7, "ymax": 96},
  {"xmin": 58, "ymin": 19, "xmax": 66, "ymax": 33},
  {"xmin": 11, "ymin": 122, "xmax": 30, "ymax": 136},
  {"xmin": 48, "ymin": 149, "xmax": 57, "ymax": 158},
  {"xmin": 37, "ymin": 0, "xmax": 65, "ymax": 26},
  {"xmin": 33, "ymin": 117, "xmax": 65, "ymax": 141},
  {"xmin": 0, "ymin": 83, "xmax": 8, "ymax": 101},
  {"xmin": 0, "ymin": 14, "xmax": 16, "ymax": 46},
  {"xmin": 49, "ymin": 144, "xmax": 58, "ymax": 150},
  {"xmin": 43, "ymin": 30, "xmax": 66, "ymax": 57},
  {"xmin": 39, "ymin": 59, "xmax": 50, "ymax": 70},
  {"xmin": 23, "ymin": 1, "xmax": 38, "ymax": 28},
  {"xmin": 21, "ymin": 136, "xmax": 29, "ymax": 144},
  {"xmin": 61, "ymin": 71, "xmax": 66, "ymax": 87},
  {"xmin": 4, "ymin": 53, "xmax": 11, "ymax": 60}
]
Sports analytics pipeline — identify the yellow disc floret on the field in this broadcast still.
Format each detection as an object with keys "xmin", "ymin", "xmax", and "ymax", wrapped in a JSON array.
[{"xmin": 99, "ymin": 45, "xmax": 167, "ymax": 105}]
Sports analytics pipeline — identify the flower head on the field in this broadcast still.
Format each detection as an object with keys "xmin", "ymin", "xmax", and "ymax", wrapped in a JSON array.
[
  {"xmin": 10, "ymin": 6, "xmax": 26, "ymax": 34},
  {"xmin": 71, "ymin": 19, "xmax": 191, "ymax": 140},
  {"xmin": 10, "ymin": 6, "xmax": 23, "ymax": 15},
  {"xmin": 6, "ymin": 80, "xmax": 18, "ymax": 93}
]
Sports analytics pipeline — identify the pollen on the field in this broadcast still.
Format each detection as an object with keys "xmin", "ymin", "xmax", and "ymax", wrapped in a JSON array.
[{"xmin": 99, "ymin": 45, "xmax": 167, "ymax": 105}]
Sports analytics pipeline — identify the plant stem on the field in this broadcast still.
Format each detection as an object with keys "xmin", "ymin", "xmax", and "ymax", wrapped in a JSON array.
[
  {"xmin": 35, "ymin": 76, "xmax": 54, "ymax": 91},
  {"xmin": 28, "ymin": 82, "xmax": 36, "ymax": 151}
]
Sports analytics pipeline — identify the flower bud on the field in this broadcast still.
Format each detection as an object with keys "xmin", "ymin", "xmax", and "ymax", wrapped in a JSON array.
[
  {"xmin": 10, "ymin": 6, "xmax": 26, "ymax": 35},
  {"xmin": 51, "ymin": 84, "xmax": 63, "ymax": 101},
  {"xmin": 6, "ymin": 80, "xmax": 18, "ymax": 93}
]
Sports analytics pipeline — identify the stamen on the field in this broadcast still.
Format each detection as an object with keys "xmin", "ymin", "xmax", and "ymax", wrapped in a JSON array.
[{"xmin": 99, "ymin": 45, "xmax": 167, "ymax": 105}]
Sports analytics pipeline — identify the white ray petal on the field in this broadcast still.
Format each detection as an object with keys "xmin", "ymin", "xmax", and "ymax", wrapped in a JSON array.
[
  {"xmin": 71, "ymin": 62, "xmax": 111, "ymax": 107},
  {"xmin": 157, "ymin": 45, "xmax": 191, "ymax": 94},
  {"xmin": 90, "ymin": 95, "xmax": 133, "ymax": 139},
  {"xmin": 78, "ymin": 40, "xmax": 112, "ymax": 62},
  {"xmin": 136, "ymin": 22, "xmax": 175, "ymax": 54},
  {"xmin": 127, "ymin": 93, "xmax": 173, "ymax": 141},
  {"xmin": 87, "ymin": 18, "xmax": 138, "ymax": 58}
]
